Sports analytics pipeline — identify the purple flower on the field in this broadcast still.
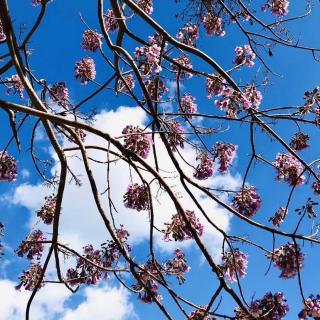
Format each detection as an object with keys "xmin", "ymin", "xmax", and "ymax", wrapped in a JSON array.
[
  {"xmin": 221, "ymin": 249, "xmax": 248, "ymax": 282},
  {"xmin": 206, "ymin": 75, "xmax": 226, "ymax": 98},
  {"xmin": 50, "ymin": 82, "xmax": 69, "ymax": 107},
  {"xmin": 267, "ymin": 242, "xmax": 304, "ymax": 279},
  {"xmin": 193, "ymin": 154, "xmax": 214, "ymax": 180},
  {"xmin": 214, "ymin": 142, "xmax": 237, "ymax": 173},
  {"xmin": 136, "ymin": 0, "xmax": 153, "ymax": 15},
  {"xmin": 5, "ymin": 74, "xmax": 25, "ymax": 99},
  {"xmin": 74, "ymin": 57, "xmax": 96, "ymax": 84},
  {"xmin": 37, "ymin": 195, "xmax": 57, "ymax": 225},
  {"xmin": 232, "ymin": 186, "xmax": 261, "ymax": 218},
  {"xmin": 16, "ymin": 230, "xmax": 46, "ymax": 260},
  {"xmin": 269, "ymin": 207, "xmax": 288, "ymax": 228},
  {"xmin": 289, "ymin": 132, "xmax": 309, "ymax": 151},
  {"xmin": 104, "ymin": 9, "xmax": 119, "ymax": 32},
  {"xmin": 262, "ymin": 0, "xmax": 289, "ymax": 17},
  {"xmin": 135, "ymin": 43, "xmax": 162, "ymax": 76},
  {"xmin": 117, "ymin": 74, "xmax": 135, "ymax": 93},
  {"xmin": 144, "ymin": 78, "xmax": 168, "ymax": 101},
  {"xmin": 244, "ymin": 84, "xmax": 262, "ymax": 111},
  {"xmin": 202, "ymin": 12, "xmax": 225, "ymax": 37},
  {"xmin": 166, "ymin": 121, "xmax": 185, "ymax": 150},
  {"xmin": 81, "ymin": 30, "xmax": 103, "ymax": 52},
  {"xmin": 122, "ymin": 125, "xmax": 152, "ymax": 159},
  {"xmin": 0, "ymin": 151, "xmax": 17, "ymax": 182},
  {"xmin": 0, "ymin": 19, "xmax": 6, "ymax": 41},
  {"xmin": 173, "ymin": 55, "xmax": 193, "ymax": 80},
  {"xmin": 179, "ymin": 93, "xmax": 197, "ymax": 118},
  {"xmin": 123, "ymin": 183, "xmax": 150, "ymax": 211},
  {"xmin": 176, "ymin": 23, "xmax": 199, "ymax": 46},
  {"xmin": 187, "ymin": 306, "xmax": 215, "ymax": 320},
  {"xmin": 233, "ymin": 45, "xmax": 256, "ymax": 68},
  {"xmin": 298, "ymin": 294, "xmax": 320, "ymax": 319},
  {"xmin": 16, "ymin": 263, "xmax": 44, "ymax": 291},
  {"xmin": 163, "ymin": 210, "xmax": 204, "ymax": 242}
]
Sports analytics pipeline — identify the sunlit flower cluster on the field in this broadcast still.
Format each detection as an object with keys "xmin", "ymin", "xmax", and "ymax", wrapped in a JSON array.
[
  {"xmin": 117, "ymin": 74, "xmax": 135, "ymax": 93},
  {"xmin": 166, "ymin": 121, "xmax": 185, "ymax": 150},
  {"xmin": 36, "ymin": 195, "xmax": 57, "ymax": 225},
  {"xmin": 16, "ymin": 230, "xmax": 46, "ymax": 260},
  {"xmin": 16, "ymin": 263, "xmax": 44, "ymax": 291},
  {"xmin": 269, "ymin": 207, "xmax": 288, "ymax": 228},
  {"xmin": 136, "ymin": 0, "xmax": 154, "ymax": 15},
  {"xmin": 5, "ymin": 74, "xmax": 25, "ymax": 99},
  {"xmin": 299, "ymin": 294, "xmax": 320, "ymax": 320},
  {"xmin": 179, "ymin": 93, "xmax": 197, "ymax": 117},
  {"xmin": 0, "ymin": 19, "xmax": 6, "ymax": 41},
  {"xmin": 176, "ymin": 23, "xmax": 199, "ymax": 46},
  {"xmin": 104, "ymin": 9, "xmax": 119, "ymax": 32},
  {"xmin": 244, "ymin": 84, "xmax": 263, "ymax": 110},
  {"xmin": 202, "ymin": 12, "xmax": 226, "ymax": 37},
  {"xmin": 188, "ymin": 306, "xmax": 215, "ymax": 320},
  {"xmin": 232, "ymin": 186, "xmax": 261, "ymax": 218},
  {"xmin": 135, "ymin": 43, "xmax": 162, "ymax": 76},
  {"xmin": 214, "ymin": 142, "xmax": 237, "ymax": 173},
  {"xmin": 74, "ymin": 57, "xmax": 96, "ymax": 84},
  {"xmin": 50, "ymin": 82, "xmax": 69, "ymax": 107},
  {"xmin": 173, "ymin": 55, "xmax": 193, "ymax": 80},
  {"xmin": 0, "ymin": 151, "xmax": 17, "ymax": 182},
  {"xmin": 206, "ymin": 75, "xmax": 226, "ymax": 98},
  {"xmin": 220, "ymin": 249, "xmax": 248, "ymax": 282},
  {"xmin": 81, "ymin": 30, "xmax": 103, "ymax": 52},
  {"xmin": 144, "ymin": 78, "xmax": 168, "ymax": 101},
  {"xmin": 233, "ymin": 45, "xmax": 256, "ymax": 68},
  {"xmin": 193, "ymin": 154, "xmax": 214, "ymax": 180},
  {"xmin": 262, "ymin": 0, "xmax": 289, "ymax": 17},
  {"xmin": 123, "ymin": 183, "xmax": 150, "ymax": 211}
]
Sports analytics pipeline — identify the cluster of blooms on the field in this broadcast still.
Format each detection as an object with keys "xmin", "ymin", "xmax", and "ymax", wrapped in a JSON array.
[
  {"xmin": 289, "ymin": 132, "xmax": 309, "ymax": 151},
  {"xmin": 15, "ymin": 263, "xmax": 44, "ymax": 291},
  {"xmin": 273, "ymin": 152, "xmax": 305, "ymax": 186},
  {"xmin": 269, "ymin": 207, "xmax": 288, "ymax": 228},
  {"xmin": 163, "ymin": 210, "xmax": 204, "ymax": 242},
  {"xmin": 235, "ymin": 292, "xmax": 289, "ymax": 319},
  {"xmin": 176, "ymin": 23, "xmax": 199, "ymax": 46},
  {"xmin": 5, "ymin": 74, "xmax": 25, "ymax": 99},
  {"xmin": 74, "ymin": 57, "xmax": 96, "ymax": 84},
  {"xmin": 206, "ymin": 75, "xmax": 226, "ymax": 98},
  {"xmin": 122, "ymin": 125, "xmax": 152, "ymax": 159},
  {"xmin": 244, "ymin": 84, "xmax": 263, "ymax": 111},
  {"xmin": 193, "ymin": 154, "xmax": 214, "ymax": 180},
  {"xmin": 0, "ymin": 151, "xmax": 17, "ymax": 182},
  {"xmin": 36, "ymin": 195, "xmax": 57, "ymax": 224},
  {"xmin": 50, "ymin": 82, "xmax": 69, "ymax": 107},
  {"xmin": 267, "ymin": 243, "xmax": 304, "ymax": 279},
  {"xmin": 0, "ymin": 19, "xmax": 6, "ymax": 41},
  {"xmin": 68, "ymin": 128, "xmax": 86, "ymax": 144},
  {"xmin": 173, "ymin": 55, "xmax": 193, "ymax": 80},
  {"xmin": 32, "ymin": 0, "xmax": 53, "ymax": 7},
  {"xmin": 144, "ymin": 78, "xmax": 168, "ymax": 101},
  {"xmin": 213, "ymin": 142, "xmax": 237, "ymax": 173},
  {"xmin": 81, "ymin": 30, "xmax": 103, "ymax": 52},
  {"xmin": 179, "ymin": 93, "xmax": 197, "ymax": 117},
  {"xmin": 262, "ymin": 0, "xmax": 289, "ymax": 17},
  {"xmin": 220, "ymin": 249, "xmax": 248, "ymax": 282},
  {"xmin": 188, "ymin": 306, "xmax": 215, "ymax": 320},
  {"xmin": 232, "ymin": 186, "xmax": 262, "ymax": 218},
  {"xmin": 233, "ymin": 45, "xmax": 256, "ymax": 68},
  {"xmin": 16, "ymin": 230, "xmax": 46, "ymax": 260},
  {"xmin": 312, "ymin": 167, "xmax": 320, "ymax": 195},
  {"xmin": 202, "ymin": 12, "xmax": 226, "ymax": 37},
  {"xmin": 104, "ymin": 9, "xmax": 119, "ymax": 32},
  {"xmin": 136, "ymin": 0, "xmax": 153, "ymax": 15},
  {"xmin": 166, "ymin": 121, "xmax": 185, "ymax": 150},
  {"xmin": 134, "ymin": 43, "xmax": 162, "ymax": 76},
  {"xmin": 163, "ymin": 249, "xmax": 190, "ymax": 284},
  {"xmin": 123, "ymin": 183, "xmax": 150, "ymax": 211},
  {"xmin": 298, "ymin": 294, "xmax": 320, "ymax": 319},
  {"xmin": 301, "ymin": 87, "xmax": 320, "ymax": 121},
  {"xmin": 117, "ymin": 74, "xmax": 135, "ymax": 93}
]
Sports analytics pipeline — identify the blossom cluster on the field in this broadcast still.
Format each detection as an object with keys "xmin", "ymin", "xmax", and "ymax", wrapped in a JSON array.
[
  {"xmin": 299, "ymin": 294, "xmax": 320, "ymax": 319},
  {"xmin": 233, "ymin": 45, "xmax": 256, "ymax": 68},
  {"xmin": 135, "ymin": 42, "xmax": 162, "ymax": 76},
  {"xmin": 220, "ymin": 249, "xmax": 248, "ymax": 282},
  {"xmin": 244, "ymin": 84, "xmax": 263, "ymax": 110},
  {"xmin": 202, "ymin": 12, "xmax": 226, "ymax": 37},
  {"xmin": 267, "ymin": 243, "xmax": 304, "ymax": 279},
  {"xmin": 163, "ymin": 210, "xmax": 204, "ymax": 242},
  {"xmin": 179, "ymin": 93, "xmax": 197, "ymax": 117},
  {"xmin": 206, "ymin": 75, "xmax": 226, "ymax": 98},
  {"xmin": 50, "ymin": 82, "xmax": 69, "ymax": 107},
  {"xmin": 0, "ymin": 19, "xmax": 6, "ymax": 41},
  {"xmin": 289, "ymin": 132, "xmax": 309, "ymax": 151},
  {"xmin": 269, "ymin": 207, "xmax": 288, "ymax": 228},
  {"xmin": 32, "ymin": 0, "xmax": 53, "ymax": 7},
  {"xmin": 166, "ymin": 121, "xmax": 185, "ymax": 150},
  {"xmin": 36, "ymin": 195, "xmax": 57, "ymax": 225},
  {"xmin": 173, "ymin": 55, "xmax": 193, "ymax": 80},
  {"xmin": 193, "ymin": 154, "xmax": 214, "ymax": 180},
  {"xmin": 144, "ymin": 78, "xmax": 168, "ymax": 101},
  {"xmin": 122, "ymin": 125, "xmax": 152, "ymax": 159},
  {"xmin": 213, "ymin": 142, "xmax": 237, "ymax": 173},
  {"xmin": 81, "ymin": 30, "xmax": 103, "ymax": 52},
  {"xmin": 117, "ymin": 74, "xmax": 135, "ymax": 93},
  {"xmin": 74, "ymin": 57, "xmax": 96, "ymax": 84},
  {"xmin": 136, "ymin": 0, "xmax": 153, "ymax": 15},
  {"xmin": 16, "ymin": 229, "xmax": 46, "ymax": 260},
  {"xmin": 5, "ymin": 74, "xmax": 25, "ymax": 99},
  {"xmin": 0, "ymin": 151, "xmax": 18, "ymax": 182},
  {"xmin": 176, "ymin": 23, "xmax": 199, "ymax": 46},
  {"xmin": 16, "ymin": 263, "xmax": 44, "ymax": 291},
  {"xmin": 123, "ymin": 183, "xmax": 150, "ymax": 211},
  {"xmin": 104, "ymin": 9, "xmax": 119, "ymax": 32},
  {"xmin": 232, "ymin": 186, "xmax": 261, "ymax": 218},
  {"xmin": 262, "ymin": 0, "xmax": 289, "ymax": 17},
  {"xmin": 188, "ymin": 306, "xmax": 215, "ymax": 320}
]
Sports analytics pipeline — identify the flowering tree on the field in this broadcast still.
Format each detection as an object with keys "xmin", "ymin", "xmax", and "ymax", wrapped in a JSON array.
[{"xmin": 1, "ymin": 0, "xmax": 320, "ymax": 319}]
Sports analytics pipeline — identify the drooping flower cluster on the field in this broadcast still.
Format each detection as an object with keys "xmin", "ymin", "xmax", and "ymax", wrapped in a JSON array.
[
  {"xmin": 233, "ymin": 45, "xmax": 256, "ymax": 68},
  {"xmin": 123, "ymin": 183, "xmax": 150, "ymax": 211},
  {"xmin": 74, "ymin": 57, "xmax": 96, "ymax": 84},
  {"xmin": 135, "ymin": 42, "xmax": 162, "ymax": 76},
  {"xmin": 235, "ymin": 292, "xmax": 289, "ymax": 319},
  {"xmin": 202, "ymin": 12, "xmax": 226, "ymax": 37},
  {"xmin": 166, "ymin": 121, "xmax": 185, "ymax": 150},
  {"xmin": 104, "ymin": 9, "xmax": 119, "ymax": 32},
  {"xmin": 50, "ymin": 82, "xmax": 69, "ymax": 107},
  {"xmin": 144, "ymin": 78, "xmax": 168, "ymax": 101},
  {"xmin": 173, "ymin": 55, "xmax": 193, "ymax": 80},
  {"xmin": 16, "ymin": 230, "xmax": 46, "ymax": 260},
  {"xmin": 269, "ymin": 207, "xmax": 288, "ymax": 228},
  {"xmin": 220, "ymin": 249, "xmax": 248, "ymax": 282},
  {"xmin": 81, "ymin": 30, "xmax": 103, "ymax": 52},
  {"xmin": 122, "ymin": 125, "xmax": 152, "ymax": 159},
  {"xmin": 16, "ymin": 263, "xmax": 44, "ymax": 291},
  {"xmin": 289, "ymin": 132, "xmax": 309, "ymax": 151},
  {"xmin": 163, "ymin": 210, "xmax": 204, "ymax": 242},
  {"xmin": 206, "ymin": 75, "xmax": 226, "ymax": 98},
  {"xmin": 0, "ymin": 19, "xmax": 6, "ymax": 41},
  {"xmin": 0, "ymin": 151, "xmax": 17, "ymax": 182},
  {"xmin": 273, "ymin": 152, "xmax": 305, "ymax": 186},
  {"xmin": 244, "ymin": 84, "xmax": 263, "ymax": 111},
  {"xmin": 5, "ymin": 74, "xmax": 25, "ymax": 99},
  {"xmin": 179, "ymin": 93, "xmax": 197, "ymax": 117},
  {"xmin": 188, "ymin": 306, "xmax": 216, "ymax": 320},
  {"xmin": 232, "ymin": 186, "xmax": 262, "ymax": 218},
  {"xmin": 32, "ymin": 0, "xmax": 53, "ymax": 7},
  {"xmin": 163, "ymin": 249, "xmax": 190, "ymax": 284},
  {"xmin": 117, "ymin": 74, "xmax": 135, "ymax": 93},
  {"xmin": 136, "ymin": 0, "xmax": 153, "ymax": 15},
  {"xmin": 176, "ymin": 23, "xmax": 199, "ymax": 46},
  {"xmin": 262, "ymin": 0, "xmax": 289, "ymax": 17},
  {"xmin": 36, "ymin": 195, "xmax": 57, "ymax": 225},
  {"xmin": 213, "ymin": 142, "xmax": 237, "ymax": 173},
  {"xmin": 267, "ymin": 243, "xmax": 304, "ymax": 279},
  {"xmin": 193, "ymin": 154, "xmax": 214, "ymax": 180},
  {"xmin": 298, "ymin": 294, "xmax": 320, "ymax": 320}
]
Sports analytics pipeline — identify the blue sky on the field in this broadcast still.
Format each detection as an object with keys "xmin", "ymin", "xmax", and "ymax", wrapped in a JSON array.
[{"xmin": 1, "ymin": 0, "xmax": 320, "ymax": 319}]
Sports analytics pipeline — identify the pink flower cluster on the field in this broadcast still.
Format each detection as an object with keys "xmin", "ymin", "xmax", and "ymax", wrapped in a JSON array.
[
  {"xmin": 176, "ymin": 23, "xmax": 199, "ymax": 46},
  {"xmin": 232, "ymin": 186, "xmax": 261, "ymax": 218},
  {"xmin": 269, "ymin": 207, "xmax": 288, "ymax": 228},
  {"xmin": 268, "ymin": 243, "xmax": 304, "ymax": 279},
  {"xmin": 299, "ymin": 294, "xmax": 320, "ymax": 320},
  {"xmin": 179, "ymin": 93, "xmax": 197, "ymax": 117},
  {"xmin": 167, "ymin": 121, "xmax": 185, "ymax": 150},
  {"xmin": 163, "ymin": 210, "xmax": 204, "ymax": 242},
  {"xmin": 16, "ymin": 263, "xmax": 44, "ymax": 291},
  {"xmin": 50, "ymin": 82, "xmax": 69, "ymax": 107},
  {"xmin": 193, "ymin": 154, "xmax": 214, "ymax": 180},
  {"xmin": 273, "ymin": 152, "xmax": 305, "ymax": 186},
  {"xmin": 0, "ymin": 151, "xmax": 17, "ymax": 182},
  {"xmin": 117, "ymin": 74, "xmax": 135, "ymax": 93},
  {"xmin": 16, "ymin": 230, "xmax": 46, "ymax": 260},
  {"xmin": 262, "ymin": 0, "xmax": 289, "ymax": 17},
  {"xmin": 36, "ymin": 195, "xmax": 57, "ymax": 225},
  {"xmin": 206, "ymin": 75, "xmax": 226, "ymax": 98},
  {"xmin": 122, "ymin": 125, "xmax": 152, "ymax": 159},
  {"xmin": 136, "ymin": 0, "xmax": 153, "ymax": 15},
  {"xmin": 188, "ymin": 306, "xmax": 215, "ymax": 320},
  {"xmin": 0, "ymin": 19, "xmax": 6, "ymax": 41},
  {"xmin": 74, "ymin": 57, "xmax": 96, "ymax": 84},
  {"xmin": 144, "ymin": 78, "xmax": 168, "ymax": 101},
  {"xmin": 220, "ymin": 249, "xmax": 248, "ymax": 282},
  {"xmin": 202, "ymin": 12, "xmax": 226, "ymax": 37},
  {"xmin": 214, "ymin": 142, "xmax": 237, "ymax": 173},
  {"xmin": 123, "ymin": 183, "xmax": 150, "ymax": 211},
  {"xmin": 135, "ymin": 42, "xmax": 162, "ymax": 76},
  {"xmin": 173, "ymin": 55, "xmax": 193, "ymax": 80},
  {"xmin": 245, "ymin": 84, "xmax": 263, "ymax": 110},
  {"xmin": 233, "ymin": 45, "xmax": 256, "ymax": 68},
  {"xmin": 104, "ymin": 9, "xmax": 119, "ymax": 32},
  {"xmin": 5, "ymin": 74, "xmax": 25, "ymax": 99},
  {"xmin": 81, "ymin": 30, "xmax": 103, "ymax": 52},
  {"xmin": 289, "ymin": 132, "xmax": 309, "ymax": 151}
]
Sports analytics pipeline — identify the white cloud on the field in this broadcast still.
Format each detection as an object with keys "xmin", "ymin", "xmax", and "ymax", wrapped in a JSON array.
[{"xmin": 21, "ymin": 169, "xmax": 30, "ymax": 179}]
